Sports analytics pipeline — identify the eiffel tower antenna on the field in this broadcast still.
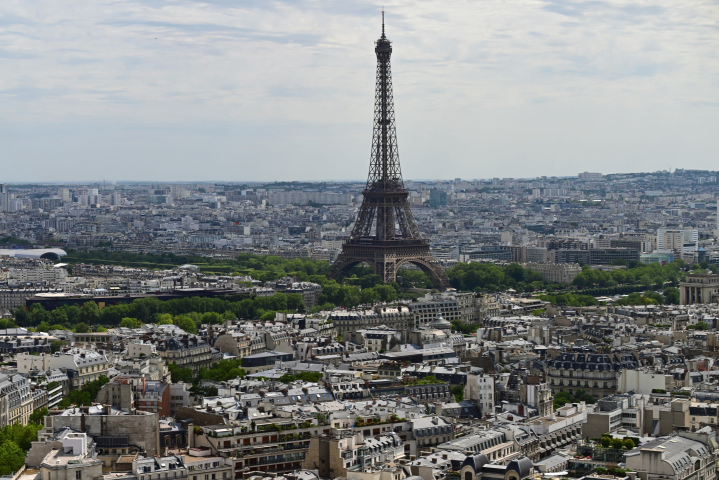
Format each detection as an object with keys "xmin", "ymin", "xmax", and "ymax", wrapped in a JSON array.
[
  {"xmin": 382, "ymin": 8, "xmax": 385, "ymax": 38},
  {"xmin": 328, "ymin": 15, "xmax": 450, "ymax": 291}
]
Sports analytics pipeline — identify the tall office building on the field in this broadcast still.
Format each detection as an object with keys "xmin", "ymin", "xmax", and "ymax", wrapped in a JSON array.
[
  {"xmin": 0, "ymin": 184, "xmax": 9, "ymax": 212},
  {"xmin": 429, "ymin": 189, "xmax": 448, "ymax": 208},
  {"xmin": 657, "ymin": 228, "xmax": 698, "ymax": 253}
]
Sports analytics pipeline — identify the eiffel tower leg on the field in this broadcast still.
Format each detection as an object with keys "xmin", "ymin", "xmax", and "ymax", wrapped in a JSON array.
[
  {"xmin": 397, "ymin": 258, "xmax": 450, "ymax": 291},
  {"xmin": 376, "ymin": 254, "xmax": 397, "ymax": 284}
]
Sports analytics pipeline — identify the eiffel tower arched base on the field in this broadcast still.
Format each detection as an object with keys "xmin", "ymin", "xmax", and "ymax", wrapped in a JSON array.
[{"xmin": 329, "ymin": 240, "xmax": 450, "ymax": 291}]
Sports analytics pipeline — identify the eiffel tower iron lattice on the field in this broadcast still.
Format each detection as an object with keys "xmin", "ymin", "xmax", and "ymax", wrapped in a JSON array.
[{"xmin": 328, "ymin": 13, "xmax": 450, "ymax": 290}]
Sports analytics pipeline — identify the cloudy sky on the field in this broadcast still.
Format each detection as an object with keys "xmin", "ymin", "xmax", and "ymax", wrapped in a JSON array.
[{"xmin": 1, "ymin": 0, "xmax": 718, "ymax": 182}]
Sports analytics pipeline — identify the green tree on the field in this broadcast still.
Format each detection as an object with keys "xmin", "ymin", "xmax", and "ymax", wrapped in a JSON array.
[
  {"xmin": 611, "ymin": 438, "xmax": 623, "ymax": 449},
  {"xmin": 156, "ymin": 313, "xmax": 174, "ymax": 325},
  {"xmin": 688, "ymin": 321, "xmax": 710, "ymax": 331},
  {"xmin": 0, "ymin": 423, "xmax": 43, "ymax": 451},
  {"xmin": 196, "ymin": 359, "xmax": 247, "ymax": 382},
  {"xmin": 553, "ymin": 391, "xmax": 573, "ymax": 410},
  {"xmin": 663, "ymin": 287, "xmax": 680, "ymax": 304},
  {"xmin": 174, "ymin": 315, "xmax": 198, "ymax": 334},
  {"xmin": 50, "ymin": 341, "xmax": 64, "ymax": 353},
  {"xmin": 623, "ymin": 438, "xmax": 636, "ymax": 449},
  {"xmin": 95, "ymin": 326, "xmax": 108, "ymax": 332},
  {"xmin": 342, "ymin": 286, "xmax": 361, "ymax": 308},
  {"xmin": 79, "ymin": 301, "xmax": 101, "ymax": 324},
  {"xmin": 74, "ymin": 322, "xmax": 89, "ymax": 333},
  {"xmin": 36, "ymin": 321, "xmax": 51, "ymax": 332},
  {"xmin": 13, "ymin": 307, "xmax": 29, "ymax": 326},
  {"xmin": 0, "ymin": 439, "xmax": 26, "ymax": 475},
  {"xmin": 201, "ymin": 312, "xmax": 224, "ymax": 325},
  {"xmin": 600, "ymin": 436, "xmax": 611, "ymax": 448},
  {"xmin": 29, "ymin": 407, "xmax": 48, "ymax": 425},
  {"xmin": 168, "ymin": 363, "xmax": 193, "ymax": 383},
  {"xmin": 360, "ymin": 288, "xmax": 380, "ymax": 305},
  {"xmin": 0, "ymin": 318, "xmax": 17, "ymax": 330},
  {"xmin": 374, "ymin": 284, "xmax": 398, "ymax": 302},
  {"xmin": 451, "ymin": 385, "xmax": 464, "ymax": 402},
  {"xmin": 119, "ymin": 317, "xmax": 143, "ymax": 329}
]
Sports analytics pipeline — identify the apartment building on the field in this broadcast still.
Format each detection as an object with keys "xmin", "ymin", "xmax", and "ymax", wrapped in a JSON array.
[
  {"xmin": 0, "ymin": 373, "xmax": 32, "ymax": 425},
  {"xmin": 156, "ymin": 335, "xmax": 213, "ymax": 374},
  {"xmin": 17, "ymin": 349, "xmax": 109, "ymax": 390}
]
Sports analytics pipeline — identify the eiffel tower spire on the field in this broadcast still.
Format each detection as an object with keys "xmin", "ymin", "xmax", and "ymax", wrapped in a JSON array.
[{"xmin": 328, "ymin": 15, "xmax": 450, "ymax": 291}]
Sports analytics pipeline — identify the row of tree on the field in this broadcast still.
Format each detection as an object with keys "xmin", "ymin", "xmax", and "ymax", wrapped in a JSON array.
[
  {"xmin": 572, "ymin": 261, "xmax": 686, "ymax": 289},
  {"xmin": 14, "ymin": 292, "xmax": 306, "ymax": 329}
]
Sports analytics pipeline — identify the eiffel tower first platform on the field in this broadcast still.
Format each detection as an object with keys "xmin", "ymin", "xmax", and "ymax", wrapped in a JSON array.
[{"xmin": 328, "ymin": 14, "xmax": 450, "ymax": 291}]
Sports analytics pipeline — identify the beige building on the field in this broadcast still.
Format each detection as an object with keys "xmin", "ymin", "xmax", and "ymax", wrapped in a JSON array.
[
  {"xmin": 0, "ymin": 373, "xmax": 33, "ymax": 425},
  {"xmin": 524, "ymin": 262, "xmax": 582, "ymax": 284},
  {"xmin": 17, "ymin": 349, "xmax": 109, "ymax": 390},
  {"xmin": 302, "ymin": 432, "xmax": 404, "ymax": 479},
  {"xmin": 679, "ymin": 273, "xmax": 719, "ymax": 305}
]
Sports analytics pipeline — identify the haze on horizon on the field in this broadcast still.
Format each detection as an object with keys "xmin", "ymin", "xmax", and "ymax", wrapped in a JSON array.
[{"xmin": 1, "ymin": 0, "xmax": 717, "ymax": 183}]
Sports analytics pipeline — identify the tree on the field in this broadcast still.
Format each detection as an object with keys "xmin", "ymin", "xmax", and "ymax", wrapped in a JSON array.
[
  {"xmin": 79, "ymin": 301, "xmax": 101, "ymax": 324},
  {"xmin": 174, "ymin": 315, "xmax": 198, "ymax": 334},
  {"xmin": 29, "ymin": 407, "xmax": 48, "ymax": 425},
  {"xmin": 341, "ymin": 286, "xmax": 361, "ymax": 308},
  {"xmin": 623, "ymin": 438, "xmax": 636, "ymax": 449},
  {"xmin": 74, "ymin": 323, "xmax": 89, "ymax": 333},
  {"xmin": 168, "ymin": 363, "xmax": 193, "ymax": 383},
  {"xmin": 13, "ymin": 307, "xmax": 29, "ymax": 326},
  {"xmin": 0, "ymin": 423, "xmax": 43, "ymax": 451},
  {"xmin": 196, "ymin": 359, "xmax": 247, "ymax": 383},
  {"xmin": 663, "ymin": 287, "xmax": 680, "ymax": 304},
  {"xmin": 119, "ymin": 317, "xmax": 143, "ymax": 329},
  {"xmin": 0, "ymin": 318, "xmax": 17, "ymax": 330},
  {"xmin": 611, "ymin": 438, "xmax": 623, "ymax": 449},
  {"xmin": 95, "ymin": 326, "xmax": 108, "ymax": 332},
  {"xmin": 451, "ymin": 385, "xmax": 464, "ymax": 402},
  {"xmin": 36, "ymin": 321, "xmax": 50, "ymax": 332},
  {"xmin": 600, "ymin": 436, "xmax": 611, "ymax": 448},
  {"xmin": 201, "ymin": 312, "xmax": 224, "ymax": 325},
  {"xmin": 374, "ymin": 284, "xmax": 397, "ymax": 302},
  {"xmin": 360, "ymin": 288, "xmax": 380, "ymax": 305},
  {"xmin": 57, "ymin": 375, "xmax": 109, "ymax": 408},
  {"xmin": 688, "ymin": 321, "xmax": 710, "ymax": 331},
  {"xmin": 51, "ymin": 308, "xmax": 68, "ymax": 325},
  {"xmin": 0, "ymin": 439, "xmax": 26, "ymax": 475},
  {"xmin": 156, "ymin": 313, "xmax": 174, "ymax": 325},
  {"xmin": 50, "ymin": 341, "xmax": 64, "ymax": 353}
]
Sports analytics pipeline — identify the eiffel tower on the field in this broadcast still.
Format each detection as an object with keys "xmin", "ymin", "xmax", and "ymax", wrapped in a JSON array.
[{"xmin": 329, "ymin": 13, "xmax": 450, "ymax": 290}]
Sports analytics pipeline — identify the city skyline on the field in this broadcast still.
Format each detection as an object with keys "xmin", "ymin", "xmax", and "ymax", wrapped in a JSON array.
[{"xmin": 2, "ymin": 0, "xmax": 718, "ymax": 182}]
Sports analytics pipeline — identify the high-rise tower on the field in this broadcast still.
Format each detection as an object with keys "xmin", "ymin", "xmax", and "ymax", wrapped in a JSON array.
[{"xmin": 329, "ymin": 14, "xmax": 450, "ymax": 290}]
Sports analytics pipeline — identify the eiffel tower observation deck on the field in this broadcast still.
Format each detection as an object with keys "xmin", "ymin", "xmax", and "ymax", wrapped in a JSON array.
[{"xmin": 328, "ymin": 14, "xmax": 450, "ymax": 290}]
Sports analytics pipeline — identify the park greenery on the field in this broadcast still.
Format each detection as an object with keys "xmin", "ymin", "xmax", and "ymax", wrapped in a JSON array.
[
  {"xmin": 8, "ymin": 254, "xmax": 706, "ymax": 334},
  {"xmin": 572, "ymin": 260, "xmax": 689, "ymax": 289}
]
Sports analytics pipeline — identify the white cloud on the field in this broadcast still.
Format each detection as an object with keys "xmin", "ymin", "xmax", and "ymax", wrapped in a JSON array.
[{"xmin": 0, "ymin": 0, "xmax": 717, "ymax": 181}]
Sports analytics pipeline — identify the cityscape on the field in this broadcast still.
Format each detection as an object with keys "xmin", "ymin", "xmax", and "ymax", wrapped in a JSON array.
[{"xmin": 1, "ymin": 4, "xmax": 719, "ymax": 480}]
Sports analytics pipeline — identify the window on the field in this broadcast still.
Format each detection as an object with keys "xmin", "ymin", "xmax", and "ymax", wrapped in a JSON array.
[{"xmin": 76, "ymin": 472, "xmax": 82, "ymax": 480}]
